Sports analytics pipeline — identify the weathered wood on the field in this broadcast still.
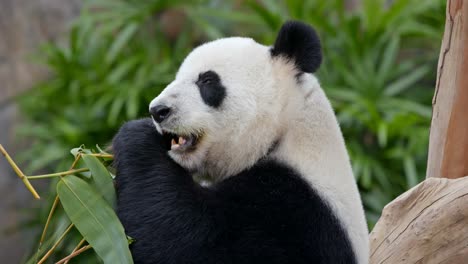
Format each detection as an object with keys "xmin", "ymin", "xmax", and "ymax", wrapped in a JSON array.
[
  {"xmin": 426, "ymin": 0, "xmax": 468, "ymax": 179},
  {"xmin": 369, "ymin": 176, "xmax": 468, "ymax": 264}
]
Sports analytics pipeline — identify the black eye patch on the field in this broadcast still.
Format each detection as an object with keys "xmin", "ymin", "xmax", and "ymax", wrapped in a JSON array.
[{"xmin": 196, "ymin": 71, "xmax": 226, "ymax": 108}]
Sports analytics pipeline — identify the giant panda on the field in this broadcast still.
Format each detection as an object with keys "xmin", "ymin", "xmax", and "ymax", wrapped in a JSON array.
[{"xmin": 113, "ymin": 21, "xmax": 369, "ymax": 264}]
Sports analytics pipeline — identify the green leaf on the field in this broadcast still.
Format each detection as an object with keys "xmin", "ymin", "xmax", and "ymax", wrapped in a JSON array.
[
  {"xmin": 399, "ymin": 20, "xmax": 442, "ymax": 39},
  {"xmin": 404, "ymin": 156, "xmax": 419, "ymax": 188},
  {"xmin": 126, "ymin": 87, "xmax": 140, "ymax": 119},
  {"xmin": 361, "ymin": 162, "xmax": 372, "ymax": 189},
  {"xmin": 107, "ymin": 56, "xmax": 140, "ymax": 84},
  {"xmin": 327, "ymin": 88, "xmax": 360, "ymax": 102},
  {"xmin": 70, "ymin": 145, "xmax": 91, "ymax": 158},
  {"xmin": 384, "ymin": 65, "xmax": 430, "ymax": 96},
  {"xmin": 380, "ymin": 0, "xmax": 412, "ymax": 26},
  {"xmin": 377, "ymin": 36, "xmax": 400, "ymax": 82},
  {"xmin": 187, "ymin": 14, "xmax": 224, "ymax": 40},
  {"xmin": 57, "ymin": 175, "xmax": 133, "ymax": 264},
  {"xmin": 96, "ymin": 144, "xmax": 111, "ymax": 155},
  {"xmin": 193, "ymin": 7, "xmax": 262, "ymax": 25},
  {"xmin": 105, "ymin": 23, "xmax": 139, "ymax": 65},
  {"xmin": 108, "ymin": 97, "xmax": 125, "ymax": 126},
  {"xmin": 362, "ymin": 0, "xmax": 383, "ymax": 32},
  {"xmin": 81, "ymin": 154, "xmax": 116, "ymax": 207},
  {"xmin": 247, "ymin": 0, "xmax": 282, "ymax": 30},
  {"xmin": 25, "ymin": 215, "xmax": 72, "ymax": 264},
  {"xmin": 385, "ymin": 99, "xmax": 432, "ymax": 118},
  {"xmin": 127, "ymin": 235, "xmax": 136, "ymax": 245},
  {"xmin": 377, "ymin": 122, "xmax": 388, "ymax": 147}
]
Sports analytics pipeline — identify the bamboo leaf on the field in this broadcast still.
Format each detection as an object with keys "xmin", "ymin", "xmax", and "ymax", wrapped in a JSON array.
[
  {"xmin": 384, "ymin": 65, "xmax": 430, "ymax": 96},
  {"xmin": 70, "ymin": 145, "xmax": 91, "ymax": 158},
  {"xmin": 96, "ymin": 144, "xmax": 111, "ymax": 155},
  {"xmin": 25, "ymin": 215, "xmax": 71, "ymax": 264},
  {"xmin": 108, "ymin": 97, "xmax": 125, "ymax": 126},
  {"xmin": 105, "ymin": 23, "xmax": 138, "ymax": 65},
  {"xmin": 404, "ymin": 156, "xmax": 419, "ymax": 188},
  {"xmin": 247, "ymin": 0, "xmax": 282, "ymax": 30},
  {"xmin": 81, "ymin": 154, "xmax": 116, "ymax": 207},
  {"xmin": 57, "ymin": 175, "xmax": 133, "ymax": 264},
  {"xmin": 377, "ymin": 122, "xmax": 388, "ymax": 147},
  {"xmin": 377, "ymin": 36, "xmax": 400, "ymax": 82}
]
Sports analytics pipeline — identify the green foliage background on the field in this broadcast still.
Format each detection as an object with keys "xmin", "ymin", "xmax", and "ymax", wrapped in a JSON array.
[{"xmin": 17, "ymin": 0, "xmax": 446, "ymax": 262}]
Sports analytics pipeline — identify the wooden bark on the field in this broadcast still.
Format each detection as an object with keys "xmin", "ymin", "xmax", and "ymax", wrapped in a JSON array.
[
  {"xmin": 370, "ymin": 1, "xmax": 468, "ymax": 263},
  {"xmin": 369, "ymin": 177, "xmax": 468, "ymax": 263},
  {"xmin": 426, "ymin": 0, "xmax": 468, "ymax": 179}
]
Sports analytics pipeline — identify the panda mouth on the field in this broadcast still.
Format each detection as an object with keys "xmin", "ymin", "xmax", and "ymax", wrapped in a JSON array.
[{"xmin": 162, "ymin": 131, "xmax": 200, "ymax": 152}]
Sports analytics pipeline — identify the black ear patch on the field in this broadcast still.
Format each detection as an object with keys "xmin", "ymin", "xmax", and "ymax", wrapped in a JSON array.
[
  {"xmin": 271, "ymin": 21, "xmax": 322, "ymax": 73},
  {"xmin": 196, "ymin": 71, "xmax": 226, "ymax": 108}
]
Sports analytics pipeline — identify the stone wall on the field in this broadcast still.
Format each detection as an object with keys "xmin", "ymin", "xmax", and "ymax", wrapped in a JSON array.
[{"xmin": 0, "ymin": 0, "xmax": 80, "ymax": 261}]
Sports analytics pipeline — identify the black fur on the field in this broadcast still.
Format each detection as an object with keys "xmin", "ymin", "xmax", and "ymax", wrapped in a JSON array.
[
  {"xmin": 196, "ymin": 71, "xmax": 226, "ymax": 108},
  {"xmin": 114, "ymin": 118, "xmax": 356, "ymax": 264},
  {"xmin": 271, "ymin": 21, "xmax": 322, "ymax": 73}
]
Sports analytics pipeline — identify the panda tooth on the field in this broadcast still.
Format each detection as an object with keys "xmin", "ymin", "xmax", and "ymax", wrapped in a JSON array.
[
  {"xmin": 171, "ymin": 144, "xmax": 180, "ymax": 150},
  {"xmin": 171, "ymin": 139, "xmax": 177, "ymax": 146},
  {"xmin": 171, "ymin": 141, "xmax": 180, "ymax": 150},
  {"xmin": 179, "ymin": 136, "xmax": 186, "ymax": 145}
]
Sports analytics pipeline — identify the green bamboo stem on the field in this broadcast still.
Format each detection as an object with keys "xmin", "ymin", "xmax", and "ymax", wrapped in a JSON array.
[
  {"xmin": 37, "ymin": 223, "xmax": 74, "ymax": 264},
  {"xmin": 27, "ymin": 168, "xmax": 89, "ymax": 179},
  {"xmin": 40, "ymin": 195, "xmax": 60, "ymax": 243},
  {"xmin": 56, "ymin": 245, "xmax": 91, "ymax": 264},
  {"xmin": 87, "ymin": 153, "xmax": 114, "ymax": 159},
  {"xmin": 70, "ymin": 153, "xmax": 82, "ymax": 168},
  {"xmin": 36, "ymin": 153, "xmax": 83, "ymax": 263},
  {"xmin": 35, "ymin": 195, "xmax": 60, "ymax": 263},
  {"xmin": 0, "ymin": 144, "xmax": 40, "ymax": 199},
  {"xmin": 63, "ymin": 238, "xmax": 86, "ymax": 264}
]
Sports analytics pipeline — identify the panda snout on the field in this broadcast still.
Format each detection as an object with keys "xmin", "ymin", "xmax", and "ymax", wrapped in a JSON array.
[{"xmin": 150, "ymin": 105, "xmax": 172, "ymax": 123}]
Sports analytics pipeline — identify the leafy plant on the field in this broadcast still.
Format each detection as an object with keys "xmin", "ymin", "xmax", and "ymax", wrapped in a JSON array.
[{"xmin": 1, "ymin": 144, "xmax": 129, "ymax": 263}]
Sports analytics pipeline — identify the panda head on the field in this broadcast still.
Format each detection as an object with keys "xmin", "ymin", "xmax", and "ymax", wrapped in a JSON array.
[{"xmin": 149, "ymin": 21, "xmax": 322, "ymax": 179}]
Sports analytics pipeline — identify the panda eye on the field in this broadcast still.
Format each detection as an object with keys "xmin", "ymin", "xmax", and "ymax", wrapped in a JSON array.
[
  {"xmin": 197, "ymin": 71, "xmax": 219, "ymax": 86},
  {"xmin": 201, "ymin": 77, "xmax": 213, "ymax": 85},
  {"xmin": 196, "ymin": 70, "xmax": 226, "ymax": 108}
]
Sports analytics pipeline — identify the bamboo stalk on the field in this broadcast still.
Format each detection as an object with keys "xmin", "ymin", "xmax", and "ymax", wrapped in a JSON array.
[
  {"xmin": 27, "ymin": 168, "xmax": 89, "ymax": 179},
  {"xmin": 0, "ymin": 144, "xmax": 40, "ymax": 199},
  {"xmin": 39, "ymin": 196, "xmax": 60, "ymax": 243},
  {"xmin": 86, "ymin": 153, "xmax": 114, "ymax": 159},
  {"xmin": 55, "ymin": 245, "xmax": 92, "ymax": 264},
  {"xmin": 35, "ymin": 152, "xmax": 84, "ymax": 262},
  {"xmin": 37, "ymin": 224, "xmax": 75, "ymax": 264},
  {"xmin": 63, "ymin": 238, "xmax": 86, "ymax": 264}
]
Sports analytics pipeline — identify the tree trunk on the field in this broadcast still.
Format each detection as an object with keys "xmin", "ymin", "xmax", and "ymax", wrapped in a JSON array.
[{"xmin": 426, "ymin": 0, "xmax": 468, "ymax": 179}]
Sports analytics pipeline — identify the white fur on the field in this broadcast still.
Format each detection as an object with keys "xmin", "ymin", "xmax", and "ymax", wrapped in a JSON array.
[{"xmin": 149, "ymin": 37, "xmax": 369, "ymax": 263}]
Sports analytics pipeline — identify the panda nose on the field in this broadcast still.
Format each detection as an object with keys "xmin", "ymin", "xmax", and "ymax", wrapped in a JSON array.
[{"xmin": 150, "ymin": 105, "xmax": 172, "ymax": 123}]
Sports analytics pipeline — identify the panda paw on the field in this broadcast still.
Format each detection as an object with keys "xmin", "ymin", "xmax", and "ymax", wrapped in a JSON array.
[{"xmin": 112, "ymin": 118, "xmax": 166, "ymax": 161}]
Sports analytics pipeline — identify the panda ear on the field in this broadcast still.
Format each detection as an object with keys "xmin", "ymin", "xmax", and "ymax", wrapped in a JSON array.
[{"xmin": 271, "ymin": 21, "xmax": 322, "ymax": 73}]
